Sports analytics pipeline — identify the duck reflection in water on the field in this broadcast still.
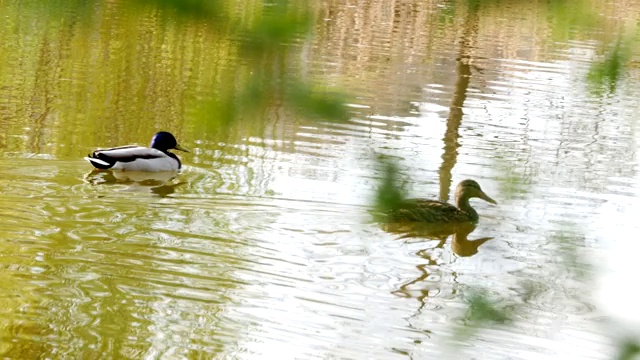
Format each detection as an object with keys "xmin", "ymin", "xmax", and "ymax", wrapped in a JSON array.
[
  {"xmin": 389, "ymin": 221, "xmax": 494, "ymax": 304},
  {"xmin": 84, "ymin": 169, "xmax": 186, "ymax": 197},
  {"xmin": 383, "ymin": 221, "xmax": 493, "ymax": 257}
]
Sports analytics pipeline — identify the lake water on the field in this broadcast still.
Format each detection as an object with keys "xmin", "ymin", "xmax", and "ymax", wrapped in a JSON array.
[{"xmin": 1, "ymin": 0, "xmax": 639, "ymax": 359}]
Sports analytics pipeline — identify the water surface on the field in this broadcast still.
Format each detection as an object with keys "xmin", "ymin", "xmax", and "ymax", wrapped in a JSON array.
[{"xmin": 1, "ymin": 0, "xmax": 639, "ymax": 358}]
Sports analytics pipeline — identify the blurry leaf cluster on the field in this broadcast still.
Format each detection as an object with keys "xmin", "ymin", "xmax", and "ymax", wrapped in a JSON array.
[
  {"xmin": 588, "ymin": 40, "xmax": 630, "ymax": 95},
  {"xmin": 617, "ymin": 339, "xmax": 640, "ymax": 360},
  {"xmin": 464, "ymin": 289, "xmax": 511, "ymax": 325},
  {"xmin": 157, "ymin": 0, "xmax": 351, "ymax": 127},
  {"xmin": 551, "ymin": 230, "xmax": 593, "ymax": 281},
  {"xmin": 372, "ymin": 157, "xmax": 407, "ymax": 221},
  {"xmin": 241, "ymin": 4, "xmax": 311, "ymax": 55},
  {"xmin": 42, "ymin": 0, "xmax": 351, "ymax": 130},
  {"xmin": 137, "ymin": 0, "xmax": 225, "ymax": 21},
  {"xmin": 452, "ymin": 288, "xmax": 513, "ymax": 342}
]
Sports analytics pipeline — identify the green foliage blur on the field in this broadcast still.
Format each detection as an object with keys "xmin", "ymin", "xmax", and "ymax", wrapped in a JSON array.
[
  {"xmin": 617, "ymin": 340, "xmax": 640, "ymax": 360},
  {"xmin": 20, "ymin": 0, "xmax": 638, "ymax": 356},
  {"xmin": 464, "ymin": 290, "xmax": 511, "ymax": 324},
  {"xmin": 174, "ymin": 0, "xmax": 348, "ymax": 126},
  {"xmin": 588, "ymin": 40, "xmax": 630, "ymax": 95},
  {"xmin": 124, "ymin": 0, "xmax": 351, "ymax": 127},
  {"xmin": 138, "ymin": 0, "xmax": 225, "ymax": 21},
  {"xmin": 372, "ymin": 156, "xmax": 407, "ymax": 221}
]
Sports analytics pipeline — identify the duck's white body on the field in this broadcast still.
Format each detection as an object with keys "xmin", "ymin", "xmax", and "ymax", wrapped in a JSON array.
[{"xmin": 84, "ymin": 132, "xmax": 188, "ymax": 172}]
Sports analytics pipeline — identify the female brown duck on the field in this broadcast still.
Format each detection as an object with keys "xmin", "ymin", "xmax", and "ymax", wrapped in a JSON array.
[{"xmin": 387, "ymin": 180, "xmax": 497, "ymax": 223}]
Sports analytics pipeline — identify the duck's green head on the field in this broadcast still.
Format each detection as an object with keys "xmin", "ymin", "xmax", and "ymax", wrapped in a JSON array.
[{"xmin": 151, "ymin": 131, "xmax": 189, "ymax": 152}]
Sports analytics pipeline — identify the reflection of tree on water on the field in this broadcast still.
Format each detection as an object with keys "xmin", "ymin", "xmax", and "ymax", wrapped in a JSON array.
[
  {"xmin": 438, "ymin": 0, "xmax": 479, "ymax": 202},
  {"xmin": 84, "ymin": 170, "xmax": 187, "ymax": 197}
]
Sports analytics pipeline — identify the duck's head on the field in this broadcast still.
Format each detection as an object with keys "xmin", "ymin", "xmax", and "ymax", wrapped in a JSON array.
[
  {"xmin": 456, "ymin": 179, "xmax": 497, "ymax": 204},
  {"xmin": 151, "ymin": 131, "xmax": 190, "ymax": 152}
]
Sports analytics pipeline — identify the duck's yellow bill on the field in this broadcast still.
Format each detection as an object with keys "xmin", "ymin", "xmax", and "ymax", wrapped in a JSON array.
[{"xmin": 174, "ymin": 144, "xmax": 190, "ymax": 152}]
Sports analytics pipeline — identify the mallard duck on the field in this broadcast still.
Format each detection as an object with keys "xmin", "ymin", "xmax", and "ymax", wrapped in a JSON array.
[
  {"xmin": 84, "ymin": 131, "xmax": 189, "ymax": 172},
  {"xmin": 387, "ymin": 179, "xmax": 497, "ymax": 223}
]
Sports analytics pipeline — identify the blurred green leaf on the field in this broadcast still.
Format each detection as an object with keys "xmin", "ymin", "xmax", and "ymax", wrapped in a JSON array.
[
  {"xmin": 452, "ymin": 288, "xmax": 512, "ymax": 342},
  {"xmin": 286, "ymin": 82, "xmax": 350, "ymax": 122},
  {"xmin": 196, "ymin": 93, "xmax": 238, "ymax": 133},
  {"xmin": 243, "ymin": 11, "xmax": 311, "ymax": 54},
  {"xmin": 547, "ymin": 0, "xmax": 601, "ymax": 41},
  {"xmin": 465, "ymin": 290, "xmax": 511, "ymax": 324},
  {"xmin": 588, "ymin": 40, "xmax": 629, "ymax": 95},
  {"xmin": 373, "ymin": 157, "xmax": 407, "ymax": 220},
  {"xmin": 617, "ymin": 339, "xmax": 640, "ymax": 360},
  {"xmin": 140, "ymin": 0, "xmax": 351, "ymax": 128},
  {"xmin": 552, "ymin": 230, "xmax": 592, "ymax": 281},
  {"xmin": 137, "ymin": 0, "xmax": 225, "ymax": 21}
]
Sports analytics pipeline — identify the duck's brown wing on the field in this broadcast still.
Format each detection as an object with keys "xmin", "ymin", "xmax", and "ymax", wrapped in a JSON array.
[{"xmin": 387, "ymin": 198, "xmax": 470, "ymax": 223}]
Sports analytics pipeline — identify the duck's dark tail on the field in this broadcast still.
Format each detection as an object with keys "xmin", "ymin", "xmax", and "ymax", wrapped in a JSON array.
[{"xmin": 84, "ymin": 154, "xmax": 113, "ymax": 169}]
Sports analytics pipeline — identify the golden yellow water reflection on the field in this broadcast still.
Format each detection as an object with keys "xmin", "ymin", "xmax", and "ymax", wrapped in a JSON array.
[{"xmin": 1, "ymin": 0, "xmax": 639, "ymax": 358}]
